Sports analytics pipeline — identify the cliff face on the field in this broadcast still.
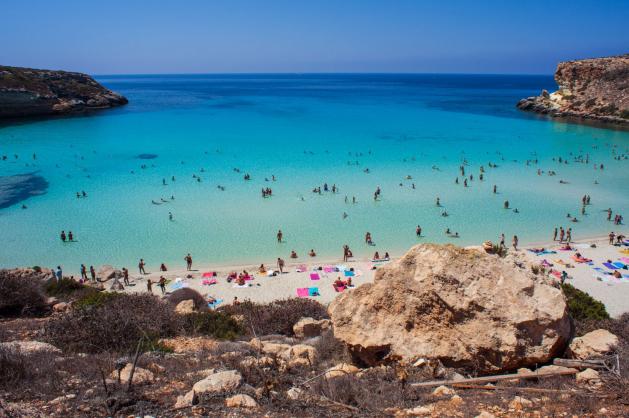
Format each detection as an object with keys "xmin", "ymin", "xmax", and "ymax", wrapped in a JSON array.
[
  {"xmin": 0, "ymin": 66, "xmax": 127, "ymax": 119},
  {"xmin": 517, "ymin": 55, "xmax": 629, "ymax": 126}
]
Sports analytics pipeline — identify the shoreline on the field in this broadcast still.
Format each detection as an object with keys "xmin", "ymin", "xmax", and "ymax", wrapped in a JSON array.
[{"xmin": 90, "ymin": 230, "xmax": 629, "ymax": 317}]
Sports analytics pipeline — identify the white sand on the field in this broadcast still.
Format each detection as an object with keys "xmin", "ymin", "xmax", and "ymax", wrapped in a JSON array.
[{"xmin": 120, "ymin": 232, "xmax": 629, "ymax": 318}]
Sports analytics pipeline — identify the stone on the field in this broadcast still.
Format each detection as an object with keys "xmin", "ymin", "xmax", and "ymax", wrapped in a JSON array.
[
  {"xmin": 281, "ymin": 344, "xmax": 318, "ymax": 367},
  {"xmin": 432, "ymin": 385, "xmax": 455, "ymax": 397},
  {"xmin": 52, "ymin": 302, "xmax": 69, "ymax": 312},
  {"xmin": 475, "ymin": 412, "xmax": 496, "ymax": 418},
  {"xmin": 576, "ymin": 368, "xmax": 602, "ymax": 388},
  {"xmin": 240, "ymin": 356, "xmax": 275, "ymax": 369},
  {"xmin": 260, "ymin": 341, "xmax": 292, "ymax": 356},
  {"xmin": 329, "ymin": 244, "xmax": 570, "ymax": 372},
  {"xmin": 404, "ymin": 405, "xmax": 434, "ymax": 416},
  {"xmin": 286, "ymin": 387, "xmax": 304, "ymax": 400},
  {"xmin": 567, "ymin": 329, "xmax": 619, "ymax": 360},
  {"xmin": 536, "ymin": 365, "xmax": 578, "ymax": 374},
  {"xmin": 509, "ymin": 396, "xmax": 533, "ymax": 410},
  {"xmin": 225, "ymin": 394, "xmax": 258, "ymax": 408},
  {"xmin": 175, "ymin": 299, "xmax": 196, "ymax": 314},
  {"xmin": 174, "ymin": 390, "xmax": 197, "ymax": 408},
  {"xmin": 293, "ymin": 317, "xmax": 331, "ymax": 338},
  {"xmin": 146, "ymin": 362, "xmax": 165, "ymax": 374},
  {"xmin": 0, "ymin": 340, "xmax": 61, "ymax": 355},
  {"xmin": 192, "ymin": 370, "xmax": 242, "ymax": 394},
  {"xmin": 109, "ymin": 363, "xmax": 154, "ymax": 385},
  {"xmin": 449, "ymin": 394, "xmax": 463, "ymax": 405},
  {"xmin": 96, "ymin": 265, "xmax": 122, "ymax": 281},
  {"xmin": 323, "ymin": 363, "xmax": 360, "ymax": 379}
]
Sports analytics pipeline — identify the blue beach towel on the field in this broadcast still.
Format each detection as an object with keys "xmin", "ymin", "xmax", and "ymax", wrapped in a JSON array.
[
  {"xmin": 612, "ymin": 262, "xmax": 626, "ymax": 269},
  {"xmin": 344, "ymin": 270, "xmax": 355, "ymax": 277},
  {"xmin": 208, "ymin": 299, "xmax": 224, "ymax": 309},
  {"xmin": 308, "ymin": 287, "xmax": 319, "ymax": 296},
  {"xmin": 603, "ymin": 262, "xmax": 618, "ymax": 270}
]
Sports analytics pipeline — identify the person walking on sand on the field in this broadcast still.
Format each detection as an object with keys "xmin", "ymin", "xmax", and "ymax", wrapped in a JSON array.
[
  {"xmin": 122, "ymin": 267, "xmax": 129, "ymax": 286},
  {"xmin": 90, "ymin": 265, "xmax": 96, "ymax": 282},
  {"xmin": 80, "ymin": 264, "xmax": 87, "ymax": 281},
  {"xmin": 512, "ymin": 235, "xmax": 519, "ymax": 251},
  {"xmin": 55, "ymin": 266, "xmax": 62, "ymax": 282},
  {"xmin": 277, "ymin": 257, "xmax": 285, "ymax": 274},
  {"xmin": 158, "ymin": 276, "xmax": 166, "ymax": 294},
  {"xmin": 277, "ymin": 229, "xmax": 283, "ymax": 243},
  {"xmin": 184, "ymin": 253, "xmax": 193, "ymax": 270},
  {"xmin": 609, "ymin": 231, "xmax": 615, "ymax": 245},
  {"xmin": 559, "ymin": 227, "xmax": 565, "ymax": 243},
  {"xmin": 139, "ymin": 259, "xmax": 146, "ymax": 275},
  {"xmin": 566, "ymin": 228, "xmax": 572, "ymax": 243},
  {"xmin": 499, "ymin": 233, "xmax": 505, "ymax": 249},
  {"xmin": 146, "ymin": 278, "xmax": 153, "ymax": 293},
  {"xmin": 553, "ymin": 227, "xmax": 558, "ymax": 241}
]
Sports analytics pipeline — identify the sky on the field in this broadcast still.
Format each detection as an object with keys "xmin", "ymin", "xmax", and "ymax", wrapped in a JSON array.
[{"xmin": 1, "ymin": 0, "xmax": 627, "ymax": 75}]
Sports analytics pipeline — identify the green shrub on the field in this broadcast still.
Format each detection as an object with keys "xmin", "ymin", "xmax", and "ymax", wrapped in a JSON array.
[
  {"xmin": 45, "ymin": 277, "xmax": 85, "ymax": 296},
  {"xmin": 561, "ymin": 283, "xmax": 610, "ymax": 321},
  {"xmin": 180, "ymin": 311, "xmax": 242, "ymax": 340},
  {"xmin": 220, "ymin": 298, "xmax": 328, "ymax": 336},
  {"xmin": 74, "ymin": 288, "xmax": 120, "ymax": 309}
]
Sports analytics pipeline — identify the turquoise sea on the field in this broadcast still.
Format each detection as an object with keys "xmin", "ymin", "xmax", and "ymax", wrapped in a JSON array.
[{"xmin": 0, "ymin": 74, "xmax": 627, "ymax": 271}]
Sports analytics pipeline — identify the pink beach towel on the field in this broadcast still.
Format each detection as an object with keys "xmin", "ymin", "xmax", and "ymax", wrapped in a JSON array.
[
  {"xmin": 202, "ymin": 278, "xmax": 217, "ymax": 285},
  {"xmin": 323, "ymin": 266, "xmax": 335, "ymax": 273},
  {"xmin": 296, "ymin": 264, "xmax": 307, "ymax": 272},
  {"xmin": 202, "ymin": 272, "xmax": 216, "ymax": 278},
  {"xmin": 310, "ymin": 273, "xmax": 320, "ymax": 281},
  {"xmin": 296, "ymin": 288, "xmax": 310, "ymax": 298}
]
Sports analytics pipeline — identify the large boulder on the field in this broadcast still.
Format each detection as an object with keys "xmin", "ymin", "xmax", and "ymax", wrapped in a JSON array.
[
  {"xmin": 97, "ymin": 265, "xmax": 122, "ymax": 282},
  {"xmin": 109, "ymin": 363, "xmax": 154, "ymax": 385},
  {"xmin": 567, "ymin": 329, "xmax": 619, "ymax": 360},
  {"xmin": 192, "ymin": 370, "xmax": 242, "ymax": 394},
  {"xmin": 0, "ymin": 340, "xmax": 61, "ymax": 356},
  {"xmin": 328, "ymin": 244, "xmax": 570, "ymax": 373}
]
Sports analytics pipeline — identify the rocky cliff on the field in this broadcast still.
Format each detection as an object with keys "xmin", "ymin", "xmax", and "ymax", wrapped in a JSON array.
[
  {"xmin": 0, "ymin": 66, "xmax": 127, "ymax": 119},
  {"xmin": 517, "ymin": 54, "xmax": 629, "ymax": 126}
]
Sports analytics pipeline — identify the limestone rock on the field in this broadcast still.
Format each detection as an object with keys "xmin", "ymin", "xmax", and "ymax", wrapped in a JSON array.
[
  {"xmin": 175, "ymin": 299, "xmax": 196, "ymax": 314},
  {"xmin": 286, "ymin": 387, "xmax": 304, "ymax": 400},
  {"xmin": 475, "ymin": 412, "xmax": 496, "ymax": 418},
  {"xmin": 567, "ymin": 329, "xmax": 619, "ymax": 360},
  {"xmin": 323, "ymin": 363, "xmax": 360, "ymax": 379},
  {"xmin": 97, "ymin": 265, "xmax": 122, "ymax": 282},
  {"xmin": 509, "ymin": 396, "xmax": 533, "ymax": 410},
  {"xmin": 240, "ymin": 356, "xmax": 274, "ymax": 369},
  {"xmin": 329, "ymin": 244, "xmax": 570, "ymax": 372},
  {"xmin": 281, "ymin": 344, "xmax": 317, "ymax": 367},
  {"xmin": 109, "ymin": 363, "xmax": 154, "ymax": 385},
  {"xmin": 192, "ymin": 370, "xmax": 241, "ymax": 394},
  {"xmin": 449, "ymin": 394, "xmax": 463, "ymax": 405},
  {"xmin": 293, "ymin": 317, "xmax": 331, "ymax": 338},
  {"xmin": 432, "ymin": 385, "xmax": 455, "ymax": 397},
  {"xmin": 225, "ymin": 394, "xmax": 258, "ymax": 408},
  {"xmin": 52, "ymin": 302, "xmax": 69, "ymax": 312},
  {"xmin": 536, "ymin": 365, "xmax": 578, "ymax": 374},
  {"xmin": 576, "ymin": 368, "xmax": 602, "ymax": 388},
  {"xmin": 174, "ymin": 390, "xmax": 197, "ymax": 408},
  {"xmin": 0, "ymin": 340, "xmax": 61, "ymax": 355},
  {"xmin": 403, "ymin": 405, "xmax": 434, "ymax": 416}
]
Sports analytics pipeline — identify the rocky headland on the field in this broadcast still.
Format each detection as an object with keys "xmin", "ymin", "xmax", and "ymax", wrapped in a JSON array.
[
  {"xmin": 517, "ymin": 54, "xmax": 629, "ymax": 126},
  {"xmin": 0, "ymin": 66, "xmax": 127, "ymax": 119}
]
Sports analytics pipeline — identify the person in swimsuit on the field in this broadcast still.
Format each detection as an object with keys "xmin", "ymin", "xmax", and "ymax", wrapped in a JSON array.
[
  {"xmin": 158, "ymin": 276, "xmax": 166, "ymax": 294},
  {"xmin": 139, "ymin": 259, "xmax": 146, "ymax": 274}
]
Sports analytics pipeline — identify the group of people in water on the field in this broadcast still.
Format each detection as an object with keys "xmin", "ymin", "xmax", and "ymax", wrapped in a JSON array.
[{"xmin": 59, "ymin": 230, "xmax": 76, "ymax": 242}]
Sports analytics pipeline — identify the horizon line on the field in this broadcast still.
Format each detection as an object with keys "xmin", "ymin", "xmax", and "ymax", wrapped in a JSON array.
[{"xmin": 94, "ymin": 71, "xmax": 554, "ymax": 77}]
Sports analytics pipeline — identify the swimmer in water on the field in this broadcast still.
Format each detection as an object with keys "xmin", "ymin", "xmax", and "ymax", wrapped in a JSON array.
[{"xmin": 169, "ymin": 212, "xmax": 173, "ymax": 221}]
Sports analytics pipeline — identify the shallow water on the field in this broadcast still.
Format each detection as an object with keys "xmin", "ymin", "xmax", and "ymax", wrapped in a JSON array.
[{"xmin": 0, "ymin": 74, "xmax": 627, "ymax": 271}]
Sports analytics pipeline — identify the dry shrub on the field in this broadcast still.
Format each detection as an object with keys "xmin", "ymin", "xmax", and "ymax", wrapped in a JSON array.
[
  {"xmin": 219, "ymin": 298, "xmax": 328, "ymax": 336},
  {"xmin": 179, "ymin": 311, "xmax": 242, "ymax": 339},
  {"xmin": 312, "ymin": 330, "xmax": 352, "ymax": 368},
  {"xmin": 0, "ymin": 346, "xmax": 60, "ymax": 393},
  {"xmin": 0, "ymin": 270, "xmax": 48, "ymax": 316},
  {"xmin": 44, "ymin": 293, "xmax": 179, "ymax": 353}
]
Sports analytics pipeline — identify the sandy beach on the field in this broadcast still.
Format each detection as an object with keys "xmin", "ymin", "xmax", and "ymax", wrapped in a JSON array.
[{"xmin": 117, "ymin": 230, "xmax": 629, "ymax": 317}]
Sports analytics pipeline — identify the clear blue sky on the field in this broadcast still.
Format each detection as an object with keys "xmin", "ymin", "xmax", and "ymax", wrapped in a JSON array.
[{"xmin": 1, "ymin": 0, "xmax": 627, "ymax": 75}]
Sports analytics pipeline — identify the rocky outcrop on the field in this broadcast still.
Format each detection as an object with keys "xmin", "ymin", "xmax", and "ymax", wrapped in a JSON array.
[
  {"xmin": 328, "ymin": 244, "xmax": 571, "ymax": 373},
  {"xmin": 0, "ymin": 65, "xmax": 127, "ymax": 119},
  {"xmin": 293, "ymin": 317, "xmax": 331, "ymax": 338},
  {"xmin": 517, "ymin": 54, "xmax": 629, "ymax": 126}
]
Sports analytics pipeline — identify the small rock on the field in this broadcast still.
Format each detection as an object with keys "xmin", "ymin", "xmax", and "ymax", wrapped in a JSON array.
[
  {"xmin": 225, "ymin": 394, "xmax": 258, "ymax": 409},
  {"xmin": 52, "ymin": 302, "xmax": 69, "ymax": 312},
  {"xmin": 147, "ymin": 362, "xmax": 165, "ymax": 374},
  {"xmin": 567, "ymin": 329, "xmax": 619, "ymax": 360},
  {"xmin": 174, "ymin": 390, "xmax": 197, "ymax": 408},
  {"xmin": 475, "ymin": 412, "xmax": 496, "ymax": 418},
  {"xmin": 286, "ymin": 387, "xmax": 303, "ymax": 400},
  {"xmin": 324, "ymin": 363, "xmax": 359, "ymax": 379},
  {"xmin": 0, "ymin": 341, "xmax": 61, "ymax": 355},
  {"xmin": 432, "ymin": 385, "xmax": 455, "ymax": 397},
  {"xmin": 450, "ymin": 394, "xmax": 463, "ymax": 405},
  {"xmin": 412, "ymin": 358, "xmax": 427, "ymax": 367},
  {"xmin": 192, "ymin": 370, "xmax": 241, "ymax": 394},
  {"xmin": 576, "ymin": 368, "xmax": 602, "ymax": 388},
  {"xmin": 109, "ymin": 364, "xmax": 154, "ymax": 385},
  {"xmin": 509, "ymin": 396, "xmax": 532, "ymax": 410},
  {"xmin": 404, "ymin": 405, "xmax": 434, "ymax": 416},
  {"xmin": 240, "ymin": 356, "xmax": 275, "ymax": 368}
]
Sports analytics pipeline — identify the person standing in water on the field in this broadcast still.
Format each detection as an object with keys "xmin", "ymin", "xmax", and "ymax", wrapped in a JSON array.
[
  {"xmin": 139, "ymin": 259, "xmax": 146, "ymax": 275},
  {"xmin": 68, "ymin": 231, "xmax": 74, "ymax": 241},
  {"xmin": 60, "ymin": 231, "xmax": 66, "ymax": 242},
  {"xmin": 416, "ymin": 225, "xmax": 422, "ymax": 237},
  {"xmin": 80, "ymin": 264, "xmax": 87, "ymax": 281},
  {"xmin": 89, "ymin": 265, "xmax": 96, "ymax": 282},
  {"xmin": 553, "ymin": 227, "xmax": 558, "ymax": 241},
  {"xmin": 184, "ymin": 253, "xmax": 193, "ymax": 270},
  {"xmin": 277, "ymin": 229, "xmax": 283, "ymax": 243}
]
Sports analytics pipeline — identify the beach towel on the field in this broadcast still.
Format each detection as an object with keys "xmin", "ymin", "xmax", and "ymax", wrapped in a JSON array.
[
  {"xmin": 296, "ymin": 264, "xmax": 307, "ymax": 273},
  {"xmin": 550, "ymin": 270, "xmax": 562, "ymax": 279},
  {"xmin": 603, "ymin": 262, "xmax": 619, "ymax": 270},
  {"xmin": 335, "ymin": 265, "xmax": 348, "ymax": 271},
  {"xmin": 323, "ymin": 265, "xmax": 337, "ymax": 273},
  {"xmin": 208, "ymin": 299, "xmax": 223, "ymax": 309},
  {"xmin": 573, "ymin": 243, "xmax": 591, "ymax": 249},
  {"xmin": 202, "ymin": 272, "xmax": 216, "ymax": 278},
  {"xmin": 309, "ymin": 273, "xmax": 320, "ymax": 281},
  {"xmin": 620, "ymin": 257, "xmax": 629, "ymax": 264},
  {"xmin": 612, "ymin": 262, "xmax": 626, "ymax": 269},
  {"xmin": 372, "ymin": 258, "xmax": 390, "ymax": 263},
  {"xmin": 202, "ymin": 278, "xmax": 217, "ymax": 285},
  {"xmin": 571, "ymin": 255, "xmax": 592, "ymax": 263},
  {"xmin": 242, "ymin": 275, "xmax": 254, "ymax": 281},
  {"xmin": 170, "ymin": 282, "xmax": 188, "ymax": 291},
  {"xmin": 344, "ymin": 270, "xmax": 355, "ymax": 277},
  {"xmin": 308, "ymin": 287, "xmax": 319, "ymax": 296}
]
